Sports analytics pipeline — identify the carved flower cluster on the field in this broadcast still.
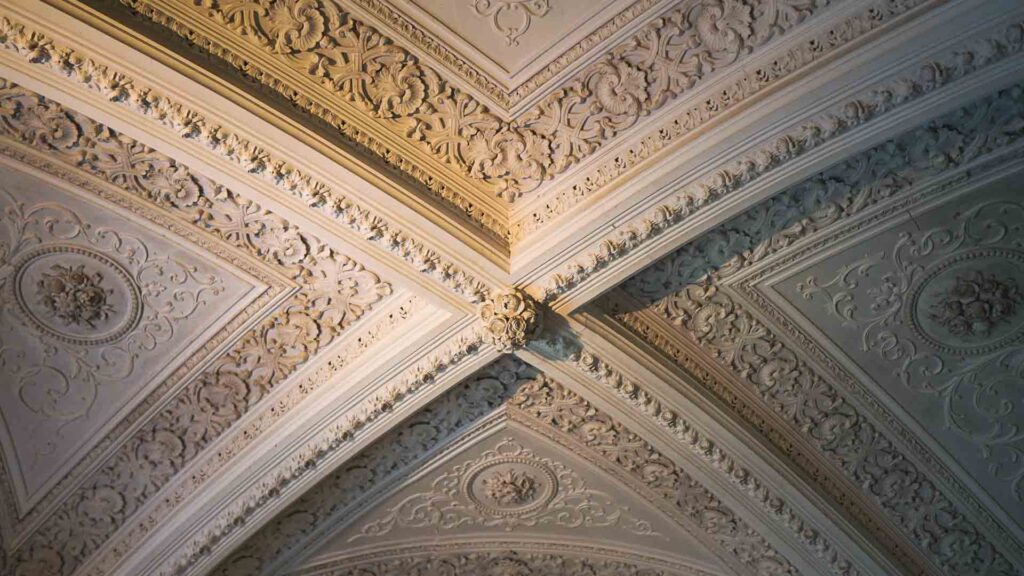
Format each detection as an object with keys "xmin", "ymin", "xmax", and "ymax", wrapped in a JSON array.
[
  {"xmin": 482, "ymin": 468, "xmax": 538, "ymax": 505},
  {"xmin": 479, "ymin": 289, "xmax": 540, "ymax": 352},
  {"xmin": 36, "ymin": 264, "xmax": 113, "ymax": 328},
  {"xmin": 930, "ymin": 271, "xmax": 1022, "ymax": 337}
]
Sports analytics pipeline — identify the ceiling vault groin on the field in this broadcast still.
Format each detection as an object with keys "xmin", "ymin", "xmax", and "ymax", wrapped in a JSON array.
[{"xmin": 0, "ymin": 1, "xmax": 1021, "ymax": 576}]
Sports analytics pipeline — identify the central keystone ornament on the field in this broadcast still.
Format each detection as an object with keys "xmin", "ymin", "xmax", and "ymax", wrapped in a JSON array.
[{"xmin": 478, "ymin": 289, "xmax": 541, "ymax": 352}]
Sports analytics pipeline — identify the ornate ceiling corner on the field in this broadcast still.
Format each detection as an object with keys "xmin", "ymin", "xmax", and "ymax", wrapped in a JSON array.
[
  {"xmin": 508, "ymin": 0, "xmax": 949, "ymax": 245},
  {"xmin": 531, "ymin": 13, "xmax": 1024, "ymax": 306},
  {"xmin": 612, "ymin": 79, "xmax": 1024, "ymax": 575},
  {"xmin": 77, "ymin": 293, "xmax": 425, "ymax": 576},
  {"xmin": 0, "ymin": 77, "xmax": 397, "ymax": 576},
  {"xmin": 344, "ymin": 0, "xmax": 668, "ymax": 111},
  {"xmin": 203, "ymin": 356, "xmax": 872, "ymax": 576},
  {"xmin": 478, "ymin": 288, "xmax": 542, "ymax": 352},
  {"xmin": 187, "ymin": 356, "xmax": 533, "ymax": 576},
  {"xmin": 0, "ymin": 11, "xmax": 497, "ymax": 304},
  {"xmin": 56, "ymin": 0, "xmax": 894, "ymax": 215},
  {"xmin": 522, "ymin": 333, "xmax": 891, "ymax": 576},
  {"xmin": 0, "ymin": 154, "xmax": 281, "ymax": 525}
]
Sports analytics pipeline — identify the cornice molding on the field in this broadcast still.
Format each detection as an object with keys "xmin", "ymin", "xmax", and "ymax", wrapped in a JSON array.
[
  {"xmin": 78, "ymin": 295, "xmax": 422, "ymax": 576},
  {"xmin": 345, "ymin": 0, "xmax": 667, "ymax": 111},
  {"xmin": 292, "ymin": 540, "xmax": 716, "ymax": 576},
  {"xmin": 534, "ymin": 15, "xmax": 1024, "ymax": 305},
  {"xmin": 0, "ymin": 13, "xmax": 493, "ymax": 303},
  {"xmin": 194, "ymin": 356, "xmax": 528, "ymax": 576},
  {"xmin": 532, "ymin": 335, "xmax": 868, "ymax": 576},
  {"xmin": 101, "ymin": 0, "xmax": 838, "ymax": 205},
  {"xmin": 617, "ymin": 82, "xmax": 1024, "ymax": 574},
  {"xmin": 150, "ymin": 327, "xmax": 489, "ymax": 576},
  {"xmin": 511, "ymin": 0, "xmax": 939, "ymax": 241}
]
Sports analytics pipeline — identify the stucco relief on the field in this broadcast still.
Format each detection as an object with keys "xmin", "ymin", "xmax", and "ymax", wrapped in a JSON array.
[
  {"xmin": 114, "ymin": 0, "xmax": 832, "ymax": 200},
  {"xmin": 794, "ymin": 199, "xmax": 1024, "ymax": 501},
  {"xmin": 294, "ymin": 546, "xmax": 694, "ymax": 576},
  {"xmin": 478, "ymin": 289, "xmax": 541, "ymax": 352},
  {"xmin": 0, "ymin": 178, "xmax": 248, "ymax": 501},
  {"xmin": 471, "ymin": 0, "xmax": 550, "ymax": 46},
  {"xmin": 208, "ymin": 356, "xmax": 533, "ymax": 576},
  {"xmin": 353, "ymin": 436, "xmax": 659, "ymax": 537},
  {"xmin": 0, "ymin": 79, "xmax": 391, "ymax": 576},
  {"xmin": 618, "ymin": 83, "xmax": 1024, "ymax": 574}
]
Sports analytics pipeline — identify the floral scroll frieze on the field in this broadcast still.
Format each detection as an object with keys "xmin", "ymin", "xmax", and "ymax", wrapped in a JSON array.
[
  {"xmin": 621, "ymin": 82, "xmax": 1024, "ymax": 574},
  {"xmin": 0, "ymin": 78, "xmax": 391, "ymax": 576},
  {"xmin": 117, "ymin": 0, "xmax": 831, "ymax": 201}
]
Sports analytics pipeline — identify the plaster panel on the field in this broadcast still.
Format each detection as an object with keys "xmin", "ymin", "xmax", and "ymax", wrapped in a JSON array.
[
  {"xmin": 0, "ymin": 162, "xmax": 265, "ymax": 512},
  {"xmin": 766, "ymin": 176, "xmax": 1024, "ymax": 532},
  {"xmin": 320, "ymin": 421, "xmax": 724, "ymax": 571}
]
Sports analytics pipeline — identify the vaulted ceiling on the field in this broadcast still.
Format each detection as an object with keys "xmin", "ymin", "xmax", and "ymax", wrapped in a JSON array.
[{"xmin": 0, "ymin": 0, "xmax": 1022, "ymax": 575}]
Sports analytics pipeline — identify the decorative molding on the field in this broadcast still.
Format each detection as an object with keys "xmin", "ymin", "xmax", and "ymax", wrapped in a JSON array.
[
  {"xmin": 346, "ymin": 0, "xmax": 664, "ymax": 109},
  {"xmin": 202, "ymin": 355, "xmax": 530, "ymax": 576},
  {"xmin": 536, "ymin": 18, "xmax": 1024, "ymax": 298},
  {"xmin": 619, "ymin": 83, "xmax": 1024, "ymax": 575},
  {"xmin": 293, "ymin": 542, "xmax": 712, "ymax": 576},
  {"xmin": 478, "ymin": 288, "xmax": 541, "ymax": 352},
  {"xmin": 0, "ymin": 194, "xmax": 223, "ymax": 427},
  {"xmin": 0, "ymin": 136, "xmax": 287, "ymax": 544},
  {"xmin": 0, "ymin": 80, "xmax": 391, "ymax": 576},
  {"xmin": 110, "ymin": 0, "xmax": 836, "ymax": 202},
  {"xmin": 470, "ymin": 0, "xmax": 550, "ymax": 47},
  {"xmin": 0, "ymin": 14, "xmax": 492, "ymax": 302},
  {"xmin": 527, "ymin": 336, "xmax": 862, "ymax": 576},
  {"xmin": 156, "ymin": 327, "xmax": 488, "ymax": 576},
  {"xmin": 79, "ymin": 297, "xmax": 418, "ymax": 576},
  {"xmin": 509, "ymin": 360, "xmax": 809, "ymax": 575}
]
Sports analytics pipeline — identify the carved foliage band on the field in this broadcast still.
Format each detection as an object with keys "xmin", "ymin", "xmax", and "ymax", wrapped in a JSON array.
[{"xmin": 621, "ymin": 83, "xmax": 1024, "ymax": 575}]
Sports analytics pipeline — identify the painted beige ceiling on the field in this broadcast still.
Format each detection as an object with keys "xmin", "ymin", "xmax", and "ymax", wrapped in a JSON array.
[{"xmin": 0, "ymin": 1, "xmax": 1023, "ymax": 575}]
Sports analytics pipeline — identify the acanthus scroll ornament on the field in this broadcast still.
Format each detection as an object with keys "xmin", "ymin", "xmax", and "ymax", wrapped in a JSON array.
[{"xmin": 478, "ymin": 289, "xmax": 541, "ymax": 352}]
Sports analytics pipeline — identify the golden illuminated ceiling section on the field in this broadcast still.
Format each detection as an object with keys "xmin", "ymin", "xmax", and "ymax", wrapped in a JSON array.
[
  {"xmin": 62, "ymin": 0, "xmax": 937, "ymax": 248},
  {"xmin": 348, "ymin": 0, "xmax": 669, "ymax": 109}
]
